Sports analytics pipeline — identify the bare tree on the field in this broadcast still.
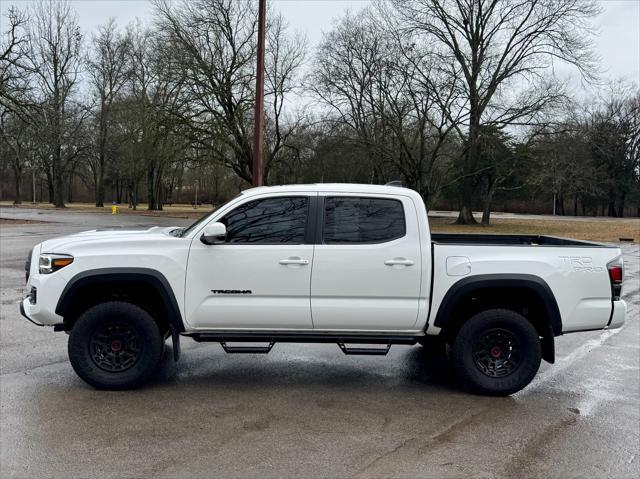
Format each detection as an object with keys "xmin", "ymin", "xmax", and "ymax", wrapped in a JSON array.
[
  {"xmin": 153, "ymin": 0, "xmax": 306, "ymax": 185},
  {"xmin": 122, "ymin": 22, "xmax": 188, "ymax": 210},
  {"xmin": 0, "ymin": 112, "xmax": 28, "ymax": 203},
  {"xmin": 312, "ymin": 8, "xmax": 462, "ymax": 205},
  {"xmin": 312, "ymin": 10, "xmax": 393, "ymax": 182},
  {"xmin": 390, "ymin": 0, "xmax": 601, "ymax": 223},
  {"xmin": 0, "ymin": 6, "xmax": 32, "ymax": 117},
  {"xmin": 25, "ymin": 0, "xmax": 84, "ymax": 207},
  {"xmin": 589, "ymin": 84, "xmax": 640, "ymax": 217},
  {"xmin": 86, "ymin": 19, "xmax": 131, "ymax": 207},
  {"xmin": 262, "ymin": 14, "xmax": 307, "ymax": 181}
]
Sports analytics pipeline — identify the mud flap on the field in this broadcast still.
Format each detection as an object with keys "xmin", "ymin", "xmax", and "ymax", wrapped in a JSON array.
[
  {"xmin": 171, "ymin": 326, "xmax": 181, "ymax": 361},
  {"xmin": 541, "ymin": 325, "xmax": 555, "ymax": 364}
]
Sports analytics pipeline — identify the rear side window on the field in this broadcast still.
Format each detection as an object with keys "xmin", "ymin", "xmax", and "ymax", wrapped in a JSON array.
[
  {"xmin": 222, "ymin": 196, "xmax": 308, "ymax": 244},
  {"xmin": 323, "ymin": 197, "xmax": 406, "ymax": 244}
]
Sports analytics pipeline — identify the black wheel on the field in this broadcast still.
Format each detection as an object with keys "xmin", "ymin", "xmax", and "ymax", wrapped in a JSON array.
[
  {"xmin": 68, "ymin": 301, "xmax": 163, "ymax": 390},
  {"xmin": 451, "ymin": 309, "xmax": 541, "ymax": 396}
]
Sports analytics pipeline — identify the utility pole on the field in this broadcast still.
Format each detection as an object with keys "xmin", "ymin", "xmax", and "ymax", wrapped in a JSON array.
[{"xmin": 252, "ymin": 0, "xmax": 266, "ymax": 187}]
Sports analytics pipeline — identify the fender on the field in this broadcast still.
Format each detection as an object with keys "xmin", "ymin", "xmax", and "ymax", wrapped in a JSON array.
[
  {"xmin": 433, "ymin": 273, "xmax": 562, "ymax": 337},
  {"xmin": 55, "ymin": 268, "xmax": 184, "ymax": 360}
]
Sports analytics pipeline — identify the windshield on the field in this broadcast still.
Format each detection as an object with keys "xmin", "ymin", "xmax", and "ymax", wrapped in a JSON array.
[{"xmin": 177, "ymin": 196, "xmax": 238, "ymax": 238}]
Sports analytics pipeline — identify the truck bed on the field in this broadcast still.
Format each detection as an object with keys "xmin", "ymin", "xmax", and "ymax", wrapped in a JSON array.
[{"xmin": 431, "ymin": 233, "xmax": 614, "ymax": 248}]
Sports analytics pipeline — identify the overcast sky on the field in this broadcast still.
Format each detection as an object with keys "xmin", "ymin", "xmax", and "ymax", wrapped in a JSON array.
[{"xmin": 3, "ymin": 0, "xmax": 639, "ymax": 89}]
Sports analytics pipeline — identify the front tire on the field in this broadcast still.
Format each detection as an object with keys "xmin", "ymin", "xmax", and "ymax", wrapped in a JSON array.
[
  {"xmin": 68, "ymin": 301, "xmax": 163, "ymax": 390},
  {"xmin": 451, "ymin": 309, "xmax": 541, "ymax": 396}
]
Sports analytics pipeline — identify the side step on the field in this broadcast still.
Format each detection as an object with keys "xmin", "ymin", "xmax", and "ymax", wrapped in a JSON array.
[
  {"xmin": 220, "ymin": 341, "xmax": 274, "ymax": 354},
  {"xmin": 338, "ymin": 342, "xmax": 391, "ymax": 356},
  {"xmin": 189, "ymin": 331, "xmax": 419, "ymax": 345}
]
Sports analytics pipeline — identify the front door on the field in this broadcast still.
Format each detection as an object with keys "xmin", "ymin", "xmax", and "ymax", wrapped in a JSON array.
[
  {"xmin": 311, "ymin": 194, "xmax": 422, "ymax": 330},
  {"xmin": 185, "ymin": 195, "xmax": 315, "ymax": 330}
]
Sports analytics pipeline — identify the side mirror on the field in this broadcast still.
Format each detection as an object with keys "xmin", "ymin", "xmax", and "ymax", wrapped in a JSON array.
[{"xmin": 200, "ymin": 222, "xmax": 227, "ymax": 245}]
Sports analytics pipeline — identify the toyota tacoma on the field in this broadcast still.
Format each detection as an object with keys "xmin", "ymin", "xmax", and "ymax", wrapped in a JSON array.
[{"xmin": 21, "ymin": 184, "xmax": 627, "ymax": 395}]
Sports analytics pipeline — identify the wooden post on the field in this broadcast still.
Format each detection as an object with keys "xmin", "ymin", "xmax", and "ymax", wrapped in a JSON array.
[{"xmin": 252, "ymin": 0, "xmax": 266, "ymax": 187}]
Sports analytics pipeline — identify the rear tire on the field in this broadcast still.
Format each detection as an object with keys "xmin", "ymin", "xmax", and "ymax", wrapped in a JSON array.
[
  {"xmin": 68, "ymin": 301, "xmax": 163, "ymax": 390},
  {"xmin": 451, "ymin": 309, "xmax": 541, "ymax": 396}
]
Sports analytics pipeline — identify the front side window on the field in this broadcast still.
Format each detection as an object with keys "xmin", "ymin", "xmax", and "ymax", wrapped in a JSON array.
[
  {"xmin": 323, "ymin": 197, "xmax": 406, "ymax": 244},
  {"xmin": 221, "ymin": 196, "xmax": 309, "ymax": 244}
]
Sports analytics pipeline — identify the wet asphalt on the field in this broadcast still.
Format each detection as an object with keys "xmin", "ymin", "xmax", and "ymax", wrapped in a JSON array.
[{"xmin": 0, "ymin": 207, "xmax": 639, "ymax": 478}]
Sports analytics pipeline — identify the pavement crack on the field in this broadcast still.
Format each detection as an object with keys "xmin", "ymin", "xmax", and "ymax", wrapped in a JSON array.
[
  {"xmin": 354, "ymin": 436, "xmax": 417, "ymax": 477},
  {"xmin": 504, "ymin": 415, "xmax": 578, "ymax": 477},
  {"xmin": 1, "ymin": 357, "xmax": 70, "ymax": 376},
  {"xmin": 355, "ymin": 409, "xmax": 486, "ymax": 477}
]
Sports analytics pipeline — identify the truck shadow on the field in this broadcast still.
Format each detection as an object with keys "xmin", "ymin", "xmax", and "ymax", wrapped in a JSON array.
[{"xmin": 153, "ymin": 342, "xmax": 463, "ymax": 395}]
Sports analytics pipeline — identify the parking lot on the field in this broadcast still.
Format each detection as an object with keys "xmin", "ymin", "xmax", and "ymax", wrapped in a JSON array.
[{"xmin": 1, "ymin": 208, "xmax": 638, "ymax": 478}]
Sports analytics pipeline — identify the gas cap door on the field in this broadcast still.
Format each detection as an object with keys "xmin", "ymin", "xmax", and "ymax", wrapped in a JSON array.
[{"xmin": 446, "ymin": 256, "xmax": 471, "ymax": 276}]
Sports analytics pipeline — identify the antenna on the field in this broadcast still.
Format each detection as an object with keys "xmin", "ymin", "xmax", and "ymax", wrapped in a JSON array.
[{"xmin": 385, "ymin": 180, "xmax": 403, "ymax": 187}]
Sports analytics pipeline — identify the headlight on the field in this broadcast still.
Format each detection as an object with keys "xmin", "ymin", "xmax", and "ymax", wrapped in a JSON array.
[{"xmin": 39, "ymin": 254, "xmax": 74, "ymax": 274}]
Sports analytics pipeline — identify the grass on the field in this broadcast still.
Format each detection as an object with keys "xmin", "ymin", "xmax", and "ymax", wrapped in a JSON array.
[
  {"xmin": 0, "ymin": 217, "xmax": 52, "ymax": 225},
  {"xmin": 429, "ymin": 216, "xmax": 639, "ymax": 243},
  {"xmin": 1, "ymin": 201, "xmax": 638, "ymax": 242},
  {"xmin": 0, "ymin": 201, "xmax": 212, "ymax": 219}
]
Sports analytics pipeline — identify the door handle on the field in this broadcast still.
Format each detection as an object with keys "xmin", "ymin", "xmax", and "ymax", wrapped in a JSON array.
[
  {"xmin": 384, "ymin": 258, "xmax": 414, "ymax": 266},
  {"xmin": 279, "ymin": 257, "xmax": 309, "ymax": 266}
]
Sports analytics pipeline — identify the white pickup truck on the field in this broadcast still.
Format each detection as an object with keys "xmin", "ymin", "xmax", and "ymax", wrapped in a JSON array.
[{"xmin": 21, "ymin": 184, "xmax": 626, "ymax": 395}]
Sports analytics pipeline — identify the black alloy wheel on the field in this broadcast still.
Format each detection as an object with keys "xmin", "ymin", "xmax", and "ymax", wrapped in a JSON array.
[
  {"xmin": 89, "ymin": 322, "xmax": 142, "ymax": 372},
  {"xmin": 451, "ymin": 308, "xmax": 541, "ymax": 396},
  {"xmin": 472, "ymin": 328, "xmax": 521, "ymax": 378},
  {"xmin": 68, "ymin": 301, "xmax": 164, "ymax": 390}
]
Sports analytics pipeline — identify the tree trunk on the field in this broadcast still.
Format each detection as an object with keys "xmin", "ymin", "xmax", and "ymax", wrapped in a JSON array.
[
  {"xmin": 147, "ymin": 161, "xmax": 164, "ymax": 210},
  {"xmin": 155, "ymin": 171, "xmax": 164, "ymax": 211},
  {"xmin": 573, "ymin": 194, "xmax": 578, "ymax": 216},
  {"xmin": 45, "ymin": 168, "xmax": 54, "ymax": 204},
  {"xmin": 456, "ymin": 111, "xmax": 479, "ymax": 225},
  {"xmin": 13, "ymin": 166, "xmax": 22, "ymax": 205},
  {"xmin": 53, "ymin": 146, "xmax": 65, "ymax": 208},
  {"xmin": 67, "ymin": 174, "xmax": 73, "ymax": 203},
  {"xmin": 457, "ymin": 180, "xmax": 476, "ymax": 224},
  {"xmin": 617, "ymin": 193, "xmax": 625, "ymax": 218},
  {"xmin": 116, "ymin": 175, "xmax": 123, "ymax": 204},
  {"xmin": 95, "ymin": 156, "xmax": 105, "ymax": 207},
  {"xmin": 95, "ymin": 103, "xmax": 107, "ymax": 207},
  {"xmin": 147, "ymin": 163, "xmax": 156, "ymax": 210},
  {"xmin": 607, "ymin": 195, "xmax": 617, "ymax": 217},
  {"xmin": 133, "ymin": 180, "xmax": 138, "ymax": 210},
  {"xmin": 481, "ymin": 199, "xmax": 491, "ymax": 226},
  {"xmin": 481, "ymin": 180, "xmax": 496, "ymax": 226}
]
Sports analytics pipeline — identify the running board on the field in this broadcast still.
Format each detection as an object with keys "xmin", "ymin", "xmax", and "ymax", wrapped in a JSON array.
[
  {"xmin": 338, "ymin": 342, "xmax": 391, "ymax": 356},
  {"xmin": 220, "ymin": 341, "xmax": 274, "ymax": 354},
  {"xmin": 188, "ymin": 331, "xmax": 419, "ymax": 345}
]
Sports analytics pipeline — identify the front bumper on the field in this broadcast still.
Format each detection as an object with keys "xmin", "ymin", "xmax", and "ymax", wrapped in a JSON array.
[
  {"xmin": 21, "ymin": 264, "xmax": 67, "ymax": 327},
  {"xmin": 608, "ymin": 300, "xmax": 627, "ymax": 329},
  {"xmin": 20, "ymin": 299, "xmax": 44, "ymax": 326}
]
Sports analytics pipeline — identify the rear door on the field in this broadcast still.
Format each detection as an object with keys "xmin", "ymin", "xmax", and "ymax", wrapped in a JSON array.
[
  {"xmin": 310, "ymin": 193, "xmax": 422, "ymax": 330},
  {"xmin": 185, "ymin": 194, "xmax": 316, "ymax": 330}
]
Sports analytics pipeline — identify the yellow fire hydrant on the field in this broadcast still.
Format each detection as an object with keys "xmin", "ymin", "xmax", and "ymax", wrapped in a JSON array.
[{"xmin": 111, "ymin": 203, "xmax": 119, "ymax": 215}]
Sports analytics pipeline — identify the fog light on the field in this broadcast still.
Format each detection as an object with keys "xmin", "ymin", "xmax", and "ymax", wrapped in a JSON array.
[{"xmin": 28, "ymin": 286, "xmax": 37, "ymax": 305}]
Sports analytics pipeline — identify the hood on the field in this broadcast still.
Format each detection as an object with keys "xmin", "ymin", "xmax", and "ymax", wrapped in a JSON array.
[{"xmin": 39, "ymin": 226, "xmax": 181, "ymax": 253}]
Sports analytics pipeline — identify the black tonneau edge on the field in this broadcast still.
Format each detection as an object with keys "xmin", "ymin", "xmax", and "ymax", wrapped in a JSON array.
[{"xmin": 430, "ymin": 233, "xmax": 614, "ymax": 247}]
